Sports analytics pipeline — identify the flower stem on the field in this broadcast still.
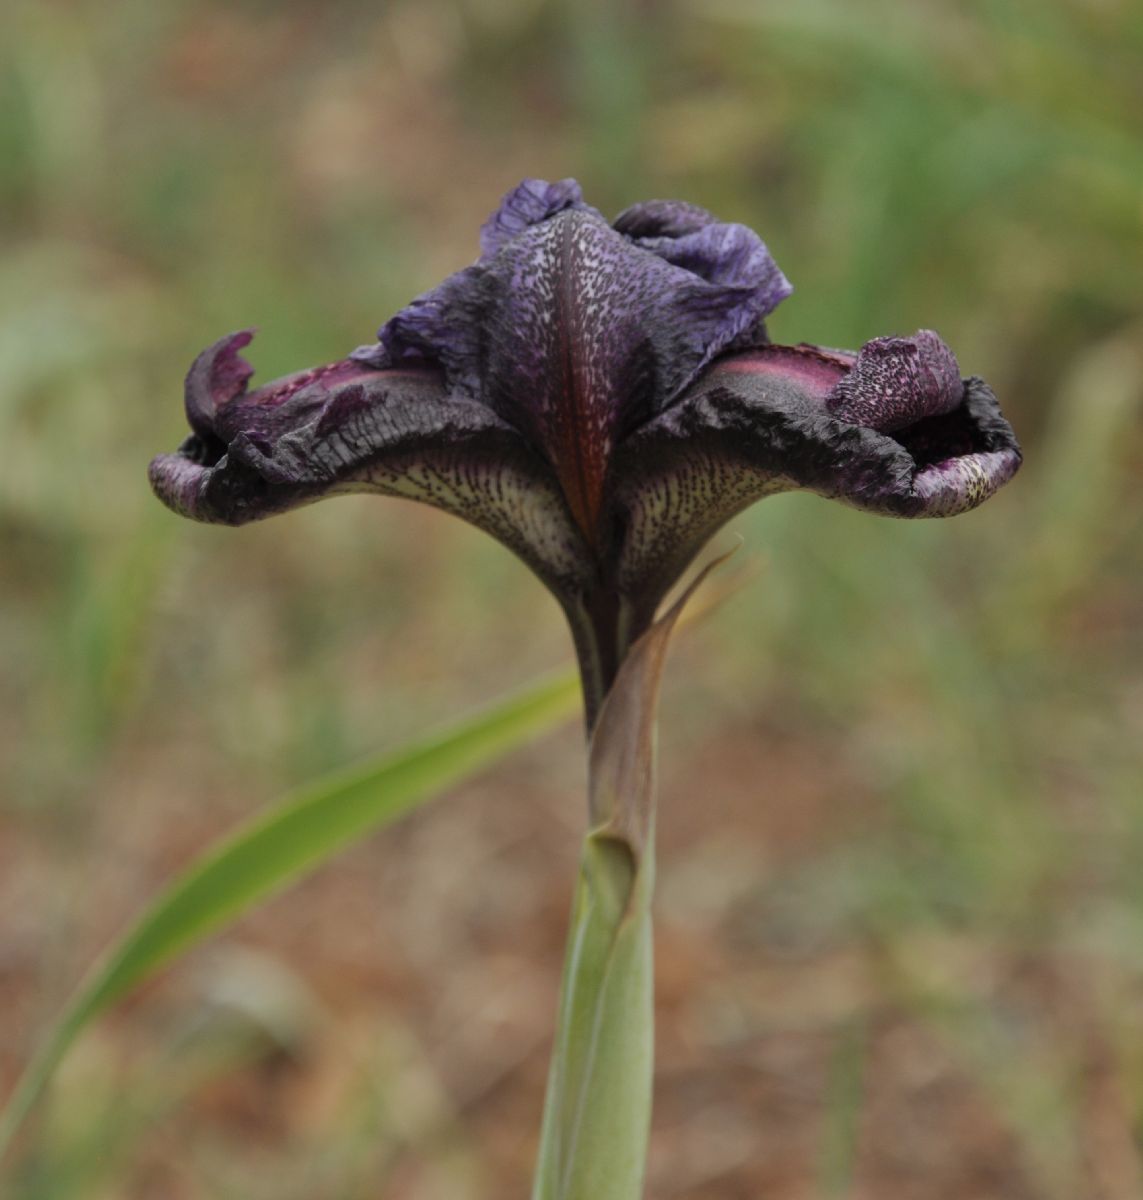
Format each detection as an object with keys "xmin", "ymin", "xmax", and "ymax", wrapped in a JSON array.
[
  {"xmin": 531, "ymin": 824, "xmax": 656, "ymax": 1200},
  {"xmin": 565, "ymin": 591, "xmax": 646, "ymax": 734},
  {"xmin": 534, "ymin": 574, "xmax": 695, "ymax": 1199}
]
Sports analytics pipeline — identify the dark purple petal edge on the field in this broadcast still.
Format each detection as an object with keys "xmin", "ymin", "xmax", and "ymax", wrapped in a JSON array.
[
  {"xmin": 610, "ymin": 357, "xmax": 1021, "ymax": 616},
  {"xmin": 149, "ymin": 332, "xmax": 593, "ymax": 592}
]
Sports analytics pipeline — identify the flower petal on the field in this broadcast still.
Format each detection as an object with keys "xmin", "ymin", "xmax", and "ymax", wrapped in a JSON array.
[
  {"xmin": 184, "ymin": 327, "xmax": 256, "ymax": 437},
  {"xmin": 611, "ymin": 339, "xmax": 1021, "ymax": 613},
  {"xmin": 478, "ymin": 177, "xmax": 593, "ymax": 260},
  {"xmin": 613, "ymin": 199, "xmax": 792, "ymax": 350},
  {"xmin": 612, "ymin": 198, "xmax": 721, "ymax": 239},
  {"xmin": 625, "ymin": 217, "xmax": 791, "ymax": 298},
  {"xmin": 825, "ymin": 330, "xmax": 963, "ymax": 432},
  {"xmin": 150, "ymin": 333, "xmax": 592, "ymax": 592},
  {"xmin": 354, "ymin": 185, "xmax": 792, "ymax": 545}
]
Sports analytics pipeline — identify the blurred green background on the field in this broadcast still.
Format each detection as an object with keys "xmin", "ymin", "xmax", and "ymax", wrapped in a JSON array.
[{"xmin": 2, "ymin": 0, "xmax": 1142, "ymax": 1196}]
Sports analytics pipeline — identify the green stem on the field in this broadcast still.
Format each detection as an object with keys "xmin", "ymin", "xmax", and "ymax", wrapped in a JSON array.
[
  {"xmin": 535, "ymin": 574, "xmax": 693, "ymax": 1199},
  {"xmin": 531, "ymin": 826, "xmax": 656, "ymax": 1200}
]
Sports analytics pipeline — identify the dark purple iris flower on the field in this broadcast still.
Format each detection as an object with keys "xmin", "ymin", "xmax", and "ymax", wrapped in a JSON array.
[{"xmin": 150, "ymin": 178, "xmax": 1021, "ymax": 723}]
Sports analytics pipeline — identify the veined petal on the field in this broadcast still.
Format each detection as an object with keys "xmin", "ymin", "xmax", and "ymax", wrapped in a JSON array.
[
  {"xmin": 478, "ymin": 177, "xmax": 593, "ymax": 260},
  {"xmin": 620, "ymin": 211, "xmax": 790, "ymax": 298},
  {"xmin": 613, "ymin": 198, "xmax": 791, "ymax": 354},
  {"xmin": 355, "ymin": 184, "xmax": 793, "ymax": 547},
  {"xmin": 612, "ymin": 198, "xmax": 721, "ymax": 239},
  {"xmin": 612, "ymin": 335, "xmax": 1021, "ymax": 612},
  {"xmin": 149, "ymin": 333, "xmax": 591, "ymax": 592}
]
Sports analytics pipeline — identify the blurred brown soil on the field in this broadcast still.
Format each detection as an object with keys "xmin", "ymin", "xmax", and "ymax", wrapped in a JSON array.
[{"xmin": 4, "ymin": 695, "xmax": 1140, "ymax": 1200}]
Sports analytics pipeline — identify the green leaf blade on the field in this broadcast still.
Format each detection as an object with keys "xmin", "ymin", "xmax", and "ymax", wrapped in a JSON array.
[{"xmin": 0, "ymin": 668, "xmax": 579, "ymax": 1165}]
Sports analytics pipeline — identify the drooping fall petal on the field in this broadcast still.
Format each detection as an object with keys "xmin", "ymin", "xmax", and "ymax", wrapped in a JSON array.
[
  {"xmin": 612, "ymin": 334, "xmax": 1021, "ymax": 613},
  {"xmin": 149, "ymin": 332, "xmax": 591, "ymax": 594}
]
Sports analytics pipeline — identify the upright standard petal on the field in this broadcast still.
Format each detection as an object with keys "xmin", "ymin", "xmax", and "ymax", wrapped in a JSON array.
[
  {"xmin": 478, "ymin": 177, "xmax": 594, "ymax": 260},
  {"xmin": 149, "ymin": 333, "xmax": 591, "ymax": 594},
  {"xmin": 612, "ymin": 198, "xmax": 721, "ymax": 240},
  {"xmin": 612, "ymin": 334, "xmax": 1021, "ymax": 615},
  {"xmin": 356, "ymin": 190, "xmax": 792, "ymax": 547}
]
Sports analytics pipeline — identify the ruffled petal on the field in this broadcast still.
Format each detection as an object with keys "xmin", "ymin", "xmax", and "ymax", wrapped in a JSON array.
[
  {"xmin": 150, "ymin": 333, "xmax": 591, "ymax": 592},
  {"xmin": 355, "ymin": 187, "xmax": 792, "ymax": 545},
  {"xmin": 613, "ymin": 199, "xmax": 791, "ymax": 353},
  {"xmin": 478, "ymin": 177, "xmax": 593, "ymax": 259},
  {"xmin": 611, "ymin": 337, "xmax": 1021, "ymax": 614},
  {"xmin": 626, "ymin": 219, "xmax": 791, "ymax": 298},
  {"xmin": 612, "ymin": 198, "xmax": 721, "ymax": 239}
]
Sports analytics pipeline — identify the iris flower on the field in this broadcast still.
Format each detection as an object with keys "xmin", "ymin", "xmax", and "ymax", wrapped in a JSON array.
[{"xmin": 150, "ymin": 178, "xmax": 1021, "ymax": 724}]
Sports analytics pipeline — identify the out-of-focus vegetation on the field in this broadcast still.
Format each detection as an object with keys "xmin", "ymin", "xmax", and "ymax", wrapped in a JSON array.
[{"xmin": 1, "ymin": 0, "xmax": 1140, "ymax": 1197}]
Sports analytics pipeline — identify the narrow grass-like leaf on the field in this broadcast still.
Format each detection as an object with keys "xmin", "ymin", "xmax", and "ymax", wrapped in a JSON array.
[{"xmin": 0, "ymin": 668, "xmax": 579, "ymax": 1165}]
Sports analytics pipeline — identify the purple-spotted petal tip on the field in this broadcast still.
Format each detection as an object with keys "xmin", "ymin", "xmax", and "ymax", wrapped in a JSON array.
[
  {"xmin": 612, "ymin": 340, "xmax": 1021, "ymax": 615},
  {"xmin": 826, "ymin": 330, "xmax": 963, "ymax": 432}
]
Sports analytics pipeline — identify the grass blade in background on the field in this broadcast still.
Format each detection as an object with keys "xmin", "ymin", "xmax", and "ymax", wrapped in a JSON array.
[{"xmin": 0, "ymin": 667, "xmax": 580, "ymax": 1166}]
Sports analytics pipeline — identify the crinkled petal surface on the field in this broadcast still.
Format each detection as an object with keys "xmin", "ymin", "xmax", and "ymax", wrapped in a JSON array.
[
  {"xmin": 149, "ymin": 332, "xmax": 591, "ymax": 592},
  {"xmin": 477, "ymin": 177, "xmax": 594, "ymax": 260},
  {"xmin": 611, "ymin": 198, "xmax": 722, "ymax": 240},
  {"xmin": 352, "ymin": 181, "xmax": 792, "ymax": 544},
  {"xmin": 612, "ymin": 334, "xmax": 1021, "ymax": 611}
]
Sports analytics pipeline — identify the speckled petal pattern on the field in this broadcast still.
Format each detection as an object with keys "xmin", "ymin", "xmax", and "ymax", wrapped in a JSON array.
[
  {"xmin": 354, "ymin": 194, "xmax": 792, "ymax": 542},
  {"xmin": 613, "ymin": 343, "xmax": 1021, "ymax": 612},
  {"xmin": 825, "ymin": 330, "xmax": 964, "ymax": 432},
  {"xmin": 149, "ymin": 333, "xmax": 590, "ymax": 592}
]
